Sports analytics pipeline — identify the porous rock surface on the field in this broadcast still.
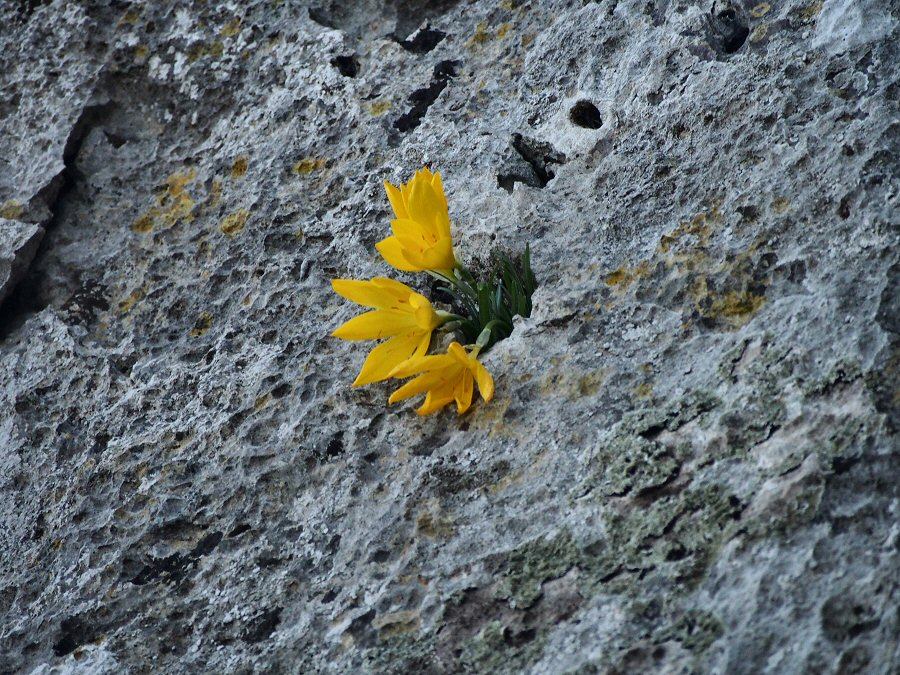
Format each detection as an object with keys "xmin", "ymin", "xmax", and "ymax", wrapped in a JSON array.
[{"xmin": 1, "ymin": 0, "xmax": 898, "ymax": 673}]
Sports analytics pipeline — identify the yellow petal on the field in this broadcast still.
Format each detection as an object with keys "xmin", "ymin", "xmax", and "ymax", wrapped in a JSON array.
[
  {"xmin": 331, "ymin": 309, "xmax": 417, "ymax": 340},
  {"xmin": 472, "ymin": 359, "xmax": 495, "ymax": 401},
  {"xmin": 384, "ymin": 181, "xmax": 408, "ymax": 220},
  {"xmin": 418, "ymin": 240, "xmax": 456, "ymax": 272},
  {"xmin": 417, "ymin": 391, "xmax": 455, "ymax": 416},
  {"xmin": 431, "ymin": 171, "xmax": 448, "ymax": 211},
  {"xmin": 389, "ymin": 353, "xmax": 450, "ymax": 378},
  {"xmin": 376, "ymin": 236, "xmax": 420, "ymax": 272},
  {"xmin": 392, "ymin": 217, "xmax": 436, "ymax": 242},
  {"xmin": 389, "ymin": 370, "xmax": 448, "ymax": 403},
  {"xmin": 435, "ymin": 208, "xmax": 452, "ymax": 243},
  {"xmin": 352, "ymin": 332, "xmax": 424, "ymax": 387},
  {"xmin": 332, "ymin": 278, "xmax": 411, "ymax": 309},
  {"xmin": 407, "ymin": 175, "xmax": 446, "ymax": 227},
  {"xmin": 454, "ymin": 370, "xmax": 474, "ymax": 413}
]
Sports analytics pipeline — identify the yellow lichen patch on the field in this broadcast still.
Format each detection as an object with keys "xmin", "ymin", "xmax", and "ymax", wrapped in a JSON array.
[
  {"xmin": 219, "ymin": 208, "xmax": 249, "ymax": 236},
  {"xmin": 469, "ymin": 21, "xmax": 492, "ymax": 46},
  {"xmin": 160, "ymin": 193, "xmax": 195, "ymax": 227},
  {"xmin": 771, "ymin": 196, "xmax": 790, "ymax": 214},
  {"xmin": 372, "ymin": 610, "xmax": 421, "ymax": 640},
  {"xmin": 206, "ymin": 178, "xmax": 222, "ymax": 210},
  {"xmin": 165, "ymin": 167, "xmax": 197, "ymax": 197},
  {"xmin": 231, "ymin": 155, "xmax": 249, "ymax": 178},
  {"xmin": 797, "ymin": 0, "xmax": 823, "ymax": 21},
  {"xmin": 0, "ymin": 199, "xmax": 24, "ymax": 220},
  {"xmin": 133, "ymin": 45, "xmax": 150, "ymax": 62},
  {"xmin": 709, "ymin": 290, "xmax": 766, "ymax": 326},
  {"xmin": 132, "ymin": 211, "xmax": 156, "ymax": 233},
  {"xmin": 220, "ymin": 17, "xmax": 241, "ymax": 37},
  {"xmin": 750, "ymin": 2, "xmax": 771, "ymax": 17},
  {"xmin": 117, "ymin": 287, "xmax": 144, "ymax": 314},
  {"xmin": 658, "ymin": 209, "xmax": 716, "ymax": 253},
  {"xmin": 750, "ymin": 24, "xmax": 769, "ymax": 43},
  {"xmin": 417, "ymin": 512, "xmax": 456, "ymax": 538},
  {"xmin": 634, "ymin": 382, "xmax": 655, "ymax": 399},
  {"xmin": 366, "ymin": 100, "xmax": 392, "ymax": 116},
  {"xmin": 118, "ymin": 9, "xmax": 140, "ymax": 25},
  {"xmin": 496, "ymin": 22, "xmax": 512, "ymax": 39},
  {"xmin": 521, "ymin": 33, "xmax": 535, "ymax": 48},
  {"xmin": 189, "ymin": 311, "xmax": 213, "ymax": 337},
  {"xmin": 606, "ymin": 261, "xmax": 650, "ymax": 288},
  {"xmin": 293, "ymin": 158, "xmax": 326, "ymax": 175},
  {"xmin": 254, "ymin": 393, "xmax": 272, "ymax": 411}
]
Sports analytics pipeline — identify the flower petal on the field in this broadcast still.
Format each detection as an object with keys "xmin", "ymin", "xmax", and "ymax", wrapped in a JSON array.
[
  {"xmin": 431, "ymin": 171, "xmax": 448, "ymax": 211},
  {"xmin": 332, "ymin": 278, "xmax": 411, "ymax": 309},
  {"xmin": 384, "ymin": 181, "xmax": 408, "ymax": 220},
  {"xmin": 417, "ymin": 390, "xmax": 455, "ymax": 416},
  {"xmin": 407, "ymin": 175, "xmax": 446, "ymax": 228},
  {"xmin": 454, "ymin": 370, "xmax": 474, "ymax": 414},
  {"xmin": 472, "ymin": 359, "xmax": 495, "ymax": 401},
  {"xmin": 389, "ymin": 370, "xmax": 448, "ymax": 404},
  {"xmin": 389, "ymin": 353, "xmax": 451, "ymax": 379},
  {"xmin": 352, "ymin": 332, "xmax": 425, "ymax": 387},
  {"xmin": 376, "ymin": 236, "xmax": 420, "ymax": 272},
  {"xmin": 332, "ymin": 309, "xmax": 417, "ymax": 340}
]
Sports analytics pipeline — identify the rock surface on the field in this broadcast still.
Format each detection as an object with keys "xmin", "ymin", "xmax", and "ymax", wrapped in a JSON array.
[{"xmin": 1, "ymin": 0, "xmax": 897, "ymax": 673}]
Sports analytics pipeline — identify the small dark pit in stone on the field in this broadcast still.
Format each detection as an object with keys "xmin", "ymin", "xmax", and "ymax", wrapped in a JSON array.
[
  {"xmin": 325, "ymin": 432, "xmax": 344, "ymax": 458},
  {"xmin": 394, "ymin": 60, "xmax": 460, "ymax": 132},
  {"xmin": 837, "ymin": 196, "xmax": 851, "ymax": 219},
  {"xmin": 53, "ymin": 615, "xmax": 96, "ymax": 657},
  {"xmin": 395, "ymin": 25, "xmax": 447, "ymax": 53},
  {"xmin": 240, "ymin": 608, "xmax": 282, "ymax": 643},
  {"xmin": 271, "ymin": 382, "xmax": 292, "ymax": 398},
  {"xmin": 831, "ymin": 454, "xmax": 859, "ymax": 474},
  {"xmin": 712, "ymin": 8, "xmax": 749, "ymax": 54},
  {"xmin": 369, "ymin": 549, "xmax": 391, "ymax": 563},
  {"xmin": 228, "ymin": 523, "xmax": 252, "ymax": 537},
  {"xmin": 321, "ymin": 588, "xmax": 338, "ymax": 603},
  {"xmin": 569, "ymin": 100, "xmax": 603, "ymax": 129},
  {"xmin": 503, "ymin": 626, "xmax": 537, "ymax": 647},
  {"xmin": 331, "ymin": 54, "xmax": 359, "ymax": 77}
]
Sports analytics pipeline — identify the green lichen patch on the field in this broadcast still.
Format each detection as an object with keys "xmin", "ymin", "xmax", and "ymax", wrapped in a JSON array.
[
  {"xmin": 458, "ymin": 620, "xmax": 548, "ymax": 675},
  {"xmin": 655, "ymin": 608, "xmax": 724, "ymax": 653},
  {"xmin": 495, "ymin": 531, "xmax": 580, "ymax": 609},
  {"xmin": 578, "ymin": 392, "xmax": 719, "ymax": 499},
  {"xmin": 582, "ymin": 485, "xmax": 742, "ymax": 594}
]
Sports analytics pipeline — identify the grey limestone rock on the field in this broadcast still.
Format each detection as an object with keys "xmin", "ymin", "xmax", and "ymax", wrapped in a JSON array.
[{"xmin": 0, "ymin": 0, "xmax": 897, "ymax": 673}]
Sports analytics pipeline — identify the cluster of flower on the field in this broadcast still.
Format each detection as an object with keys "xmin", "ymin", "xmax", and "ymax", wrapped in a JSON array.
[{"xmin": 331, "ymin": 167, "xmax": 535, "ymax": 415}]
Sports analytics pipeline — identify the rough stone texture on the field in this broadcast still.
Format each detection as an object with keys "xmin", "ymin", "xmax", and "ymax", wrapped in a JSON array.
[{"xmin": 1, "ymin": 0, "xmax": 897, "ymax": 673}]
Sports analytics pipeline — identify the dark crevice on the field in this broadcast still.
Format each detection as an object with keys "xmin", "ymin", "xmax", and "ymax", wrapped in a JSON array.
[
  {"xmin": 0, "ymin": 102, "xmax": 115, "ymax": 340},
  {"xmin": 130, "ymin": 530, "xmax": 223, "ymax": 585},
  {"xmin": 53, "ymin": 614, "xmax": 100, "ymax": 657},
  {"xmin": 569, "ymin": 100, "xmax": 603, "ymax": 129},
  {"xmin": 393, "ymin": 60, "xmax": 460, "ymax": 132},
  {"xmin": 706, "ymin": 6, "xmax": 749, "ymax": 56},
  {"xmin": 498, "ymin": 133, "xmax": 567, "ymax": 192},
  {"xmin": 331, "ymin": 54, "xmax": 359, "ymax": 77},
  {"xmin": 393, "ymin": 25, "xmax": 446, "ymax": 53}
]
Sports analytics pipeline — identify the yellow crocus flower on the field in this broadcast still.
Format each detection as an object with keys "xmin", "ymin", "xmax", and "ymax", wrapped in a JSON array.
[
  {"xmin": 376, "ymin": 167, "xmax": 458, "ymax": 273},
  {"xmin": 331, "ymin": 277, "xmax": 444, "ymax": 386},
  {"xmin": 388, "ymin": 342, "xmax": 494, "ymax": 415}
]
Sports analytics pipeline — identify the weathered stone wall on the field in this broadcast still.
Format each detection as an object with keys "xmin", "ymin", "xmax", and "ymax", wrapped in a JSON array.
[{"xmin": 1, "ymin": 0, "xmax": 897, "ymax": 673}]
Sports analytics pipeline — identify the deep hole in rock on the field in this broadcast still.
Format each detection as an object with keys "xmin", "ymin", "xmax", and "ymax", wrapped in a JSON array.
[
  {"xmin": 569, "ymin": 100, "xmax": 603, "ymax": 129},
  {"xmin": 497, "ymin": 133, "xmax": 567, "ymax": 192},
  {"xmin": 0, "ymin": 102, "xmax": 115, "ymax": 340},
  {"xmin": 394, "ymin": 60, "xmax": 460, "ymax": 132},
  {"xmin": 53, "ymin": 615, "xmax": 97, "ymax": 657},
  {"xmin": 710, "ymin": 8, "xmax": 749, "ymax": 55},
  {"xmin": 331, "ymin": 54, "xmax": 359, "ymax": 77},
  {"xmin": 394, "ymin": 25, "xmax": 446, "ymax": 53}
]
